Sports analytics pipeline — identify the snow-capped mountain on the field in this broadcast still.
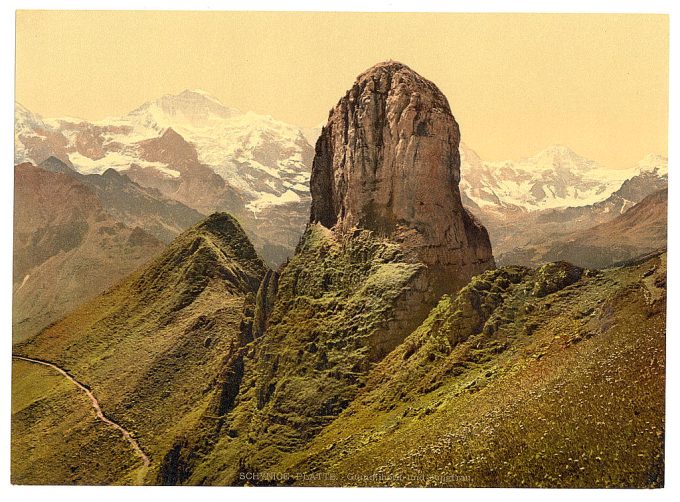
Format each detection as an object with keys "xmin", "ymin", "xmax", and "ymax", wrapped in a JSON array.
[
  {"xmin": 459, "ymin": 143, "xmax": 667, "ymax": 213},
  {"xmin": 127, "ymin": 88, "xmax": 241, "ymax": 127},
  {"xmin": 121, "ymin": 90, "xmax": 313, "ymax": 213},
  {"xmin": 457, "ymin": 143, "xmax": 668, "ymax": 268},
  {"xmin": 15, "ymin": 103, "xmax": 45, "ymax": 144},
  {"xmin": 14, "ymin": 92, "xmax": 317, "ymax": 266},
  {"xmin": 15, "ymin": 90, "xmax": 314, "ymax": 215},
  {"xmin": 636, "ymin": 153, "xmax": 669, "ymax": 176},
  {"xmin": 14, "ymin": 104, "xmax": 38, "ymax": 163},
  {"xmin": 15, "ymin": 96, "xmax": 667, "ymax": 267},
  {"xmin": 15, "ymin": 103, "xmax": 73, "ymax": 166}
]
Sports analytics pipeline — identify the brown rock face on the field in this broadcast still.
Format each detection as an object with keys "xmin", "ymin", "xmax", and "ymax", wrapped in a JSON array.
[{"xmin": 310, "ymin": 61, "xmax": 494, "ymax": 295}]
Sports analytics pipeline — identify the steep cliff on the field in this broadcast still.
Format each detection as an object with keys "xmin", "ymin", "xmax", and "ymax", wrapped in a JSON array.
[
  {"xmin": 310, "ymin": 61, "xmax": 494, "ymax": 296},
  {"xmin": 179, "ymin": 62, "xmax": 495, "ymax": 484}
]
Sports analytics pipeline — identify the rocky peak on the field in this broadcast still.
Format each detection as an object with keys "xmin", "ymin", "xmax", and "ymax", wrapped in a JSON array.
[
  {"xmin": 160, "ymin": 127, "xmax": 185, "ymax": 142},
  {"xmin": 39, "ymin": 156, "xmax": 75, "ymax": 174},
  {"xmin": 136, "ymin": 127, "xmax": 199, "ymax": 168},
  {"xmin": 127, "ymin": 89, "xmax": 240, "ymax": 127},
  {"xmin": 102, "ymin": 167, "xmax": 123, "ymax": 178},
  {"xmin": 193, "ymin": 212, "xmax": 263, "ymax": 264},
  {"xmin": 134, "ymin": 212, "xmax": 267, "ymax": 299},
  {"xmin": 310, "ymin": 61, "xmax": 494, "ymax": 296},
  {"xmin": 528, "ymin": 144, "xmax": 599, "ymax": 173}
]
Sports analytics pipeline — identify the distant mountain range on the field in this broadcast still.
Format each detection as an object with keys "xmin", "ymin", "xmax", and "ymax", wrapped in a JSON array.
[
  {"xmin": 456, "ymin": 144, "xmax": 667, "ymax": 266},
  {"xmin": 16, "ymin": 91, "xmax": 313, "ymax": 207},
  {"xmin": 15, "ymin": 95, "xmax": 668, "ymax": 220},
  {"xmin": 460, "ymin": 143, "xmax": 667, "ymax": 213},
  {"xmin": 15, "ymin": 91, "xmax": 314, "ymax": 265},
  {"xmin": 16, "ymin": 95, "xmax": 668, "ymax": 267},
  {"xmin": 500, "ymin": 188, "xmax": 667, "ymax": 268},
  {"xmin": 14, "ymin": 95, "xmax": 668, "ymax": 315}
]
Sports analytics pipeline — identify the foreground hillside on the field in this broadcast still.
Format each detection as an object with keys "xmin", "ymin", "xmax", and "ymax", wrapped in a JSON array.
[
  {"xmin": 274, "ymin": 253, "xmax": 665, "ymax": 487},
  {"xmin": 12, "ymin": 246, "xmax": 666, "ymax": 487},
  {"xmin": 12, "ymin": 214, "xmax": 266, "ymax": 484}
]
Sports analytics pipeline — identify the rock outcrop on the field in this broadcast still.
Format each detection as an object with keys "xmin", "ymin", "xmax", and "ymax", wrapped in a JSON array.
[
  {"xmin": 310, "ymin": 61, "xmax": 494, "ymax": 296},
  {"xmin": 146, "ymin": 63, "xmax": 497, "ymax": 484}
]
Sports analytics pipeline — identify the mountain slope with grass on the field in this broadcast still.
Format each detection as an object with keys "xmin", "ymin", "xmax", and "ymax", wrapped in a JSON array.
[
  {"xmin": 276, "ymin": 253, "xmax": 666, "ymax": 487},
  {"xmin": 12, "ymin": 213, "xmax": 267, "ymax": 484},
  {"xmin": 178, "ymin": 223, "xmax": 433, "ymax": 484}
]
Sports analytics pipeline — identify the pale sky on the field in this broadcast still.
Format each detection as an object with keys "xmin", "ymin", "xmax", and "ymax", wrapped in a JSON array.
[{"xmin": 16, "ymin": 11, "xmax": 668, "ymax": 169}]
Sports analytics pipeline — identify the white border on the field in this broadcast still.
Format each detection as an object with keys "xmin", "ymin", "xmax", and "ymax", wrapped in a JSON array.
[{"xmin": 1, "ymin": 2, "xmax": 677, "ymax": 502}]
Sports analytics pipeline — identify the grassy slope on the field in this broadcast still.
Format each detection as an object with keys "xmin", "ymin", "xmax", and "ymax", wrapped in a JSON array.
[
  {"xmin": 11, "ymin": 360, "xmax": 141, "ymax": 485},
  {"xmin": 11, "ymin": 212, "xmax": 666, "ymax": 487},
  {"xmin": 275, "ymin": 254, "xmax": 666, "ymax": 487},
  {"xmin": 12, "ymin": 213, "xmax": 266, "ymax": 484},
  {"xmin": 186, "ymin": 224, "xmax": 428, "ymax": 484}
]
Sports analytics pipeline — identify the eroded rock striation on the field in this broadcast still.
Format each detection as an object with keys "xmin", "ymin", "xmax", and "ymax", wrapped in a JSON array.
[{"xmin": 310, "ymin": 61, "xmax": 494, "ymax": 296}]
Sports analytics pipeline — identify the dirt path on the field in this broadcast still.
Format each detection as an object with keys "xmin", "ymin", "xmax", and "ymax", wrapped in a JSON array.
[{"xmin": 12, "ymin": 355, "xmax": 150, "ymax": 482}]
